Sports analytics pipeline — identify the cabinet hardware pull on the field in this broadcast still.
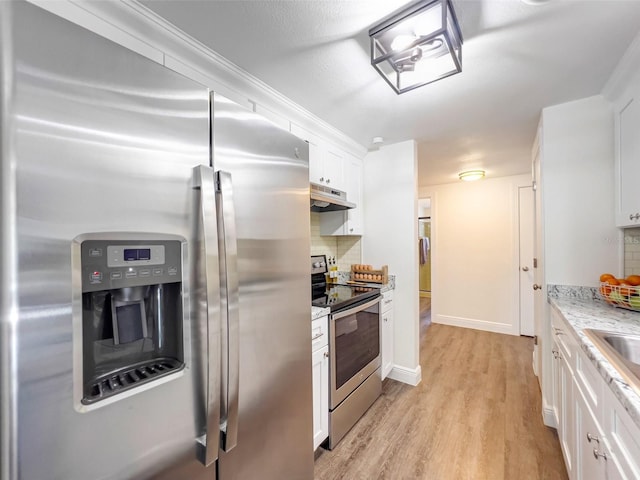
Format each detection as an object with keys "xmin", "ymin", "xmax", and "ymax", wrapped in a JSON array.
[
  {"xmin": 311, "ymin": 332, "xmax": 324, "ymax": 341},
  {"xmin": 533, "ymin": 284, "xmax": 542, "ymax": 290},
  {"xmin": 593, "ymin": 448, "xmax": 607, "ymax": 461},
  {"xmin": 319, "ymin": 177, "xmax": 324, "ymax": 182},
  {"xmin": 326, "ymin": 178, "xmax": 330, "ymax": 184},
  {"xmin": 522, "ymin": 266, "xmax": 529, "ymax": 271},
  {"xmin": 586, "ymin": 432, "xmax": 600, "ymax": 444},
  {"xmin": 324, "ymin": 351, "xmax": 329, "ymax": 358}
]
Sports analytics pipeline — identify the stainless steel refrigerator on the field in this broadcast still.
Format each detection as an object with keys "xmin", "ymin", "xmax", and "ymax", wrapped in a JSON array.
[{"xmin": 0, "ymin": 2, "xmax": 313, "ymax": 479}]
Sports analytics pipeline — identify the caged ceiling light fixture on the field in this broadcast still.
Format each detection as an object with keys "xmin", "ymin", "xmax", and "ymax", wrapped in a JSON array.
[{"xmin": 369, "ymin": 0, "xmax": 463, "ymax": 94}]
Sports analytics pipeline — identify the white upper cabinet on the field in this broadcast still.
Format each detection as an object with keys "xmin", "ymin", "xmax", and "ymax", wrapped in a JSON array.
[
  {"xmin": 290, "ymin": 123, "xmax": 345, "ymax": 191},
  {"xmin": 322, "ymin": 147, "xmax": 345, "ymax": 191},
  {"xmin": 318, "ymin": 154, "xmax": 364, "ymax": 236},
  {"xmin": 614, "ymin": 86, "xmax": 640, "ymax": 227}
]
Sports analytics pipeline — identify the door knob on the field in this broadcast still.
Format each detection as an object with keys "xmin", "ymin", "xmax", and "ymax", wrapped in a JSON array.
[
  {"xmin": 533, "ymin": 284, "xmax": 542, "ymax": 290},
  {"xmin": 522, "ymin": 266, "xmax": 529, "ymax": 272}
]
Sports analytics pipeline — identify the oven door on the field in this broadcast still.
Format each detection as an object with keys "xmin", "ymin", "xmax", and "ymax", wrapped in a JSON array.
[{"xmin": 329, "ymin": 296, "xmax": 381, "ymax": 409}]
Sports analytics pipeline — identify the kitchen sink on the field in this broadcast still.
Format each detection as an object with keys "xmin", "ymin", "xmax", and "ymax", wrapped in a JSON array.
[{"xmin": 584, "ymin": 329, "xmax": 640, "ymax": 395}]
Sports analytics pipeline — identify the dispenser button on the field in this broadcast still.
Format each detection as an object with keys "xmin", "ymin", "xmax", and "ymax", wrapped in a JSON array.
[
  {"xmin": 125, "ymin": 269, "xmax": 137, "ymax": 278},
  {"xmin": 139, "ymin": 269, "xmax": 151, "ymax": 277},
  {"xmin": 90, "ymin": 271, "xmax": 103, "ymax": 284},
  {"xmin": 110, "ymin": 271, "xmax": 122, "ymax": 280},
  {"xmin": 152, "ymin": 268, "xmax": 163, "ymax": 276},
  {"xmin": 89, "ymin": 248, "xmax": 103, "ymax": 257},
  {"xmin": 168, "ymin": 266, "xmax": 178, "ymax": 276}
]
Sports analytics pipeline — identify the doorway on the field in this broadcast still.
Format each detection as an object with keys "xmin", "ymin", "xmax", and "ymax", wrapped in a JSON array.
[{"xmin": 418, "ymin": 217, "xmax": 431, "ymax": 298}]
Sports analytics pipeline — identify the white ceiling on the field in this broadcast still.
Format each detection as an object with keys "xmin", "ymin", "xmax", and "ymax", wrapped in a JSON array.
[{"xmin": 140, "ymin": 0, "xmax": 640, "ymax": 186}]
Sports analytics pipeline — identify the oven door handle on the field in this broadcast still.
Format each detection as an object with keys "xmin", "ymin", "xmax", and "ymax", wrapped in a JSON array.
[{"xmin": 331, "ymin": 296, "xmax": 381, "ymax": 321}]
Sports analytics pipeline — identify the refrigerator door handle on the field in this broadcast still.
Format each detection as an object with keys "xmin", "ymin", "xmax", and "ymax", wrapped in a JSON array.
[
  {"xmin": 193, "ymin": 165, "xmax": 222, "ymax": 467},
  {"xmin": 216, "ymin": 170, "xmax": 240, "ymax": 452}
]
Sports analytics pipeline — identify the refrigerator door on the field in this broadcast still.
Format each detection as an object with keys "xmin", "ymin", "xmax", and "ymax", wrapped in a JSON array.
[
  {"xmin": 3, "ymin": 3, "xmax": 216, "ymax": 479},
  {"xmin": 212, "ymin": 94, "xmax": 314, "ymax": 479}
]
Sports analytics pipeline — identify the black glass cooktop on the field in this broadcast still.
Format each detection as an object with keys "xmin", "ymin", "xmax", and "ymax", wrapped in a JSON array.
[
  {"xmin": 310, "ymin": 254, "xmax": 380, "ymax": 312},
  {"xmin": 312, "ymin": 283, "xmax": 380, "ymax": 313}
]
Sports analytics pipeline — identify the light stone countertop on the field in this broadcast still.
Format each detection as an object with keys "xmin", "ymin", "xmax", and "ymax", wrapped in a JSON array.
[
  {"xmin": 548, "ymin": 287, "xmax": 640, "ymax": 429},
  {"xmin": 334, "ymin": 271, "xmax": 396, "ymax": 292},
  {"xmin": 312, "ymin": 306, "xmax": 330, "ymax": 321}
]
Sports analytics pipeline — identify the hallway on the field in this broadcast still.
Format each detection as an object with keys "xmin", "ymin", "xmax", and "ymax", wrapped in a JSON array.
[{"xmin": 314, "ymin": 303, "xmax": 567, "ymax": 479}]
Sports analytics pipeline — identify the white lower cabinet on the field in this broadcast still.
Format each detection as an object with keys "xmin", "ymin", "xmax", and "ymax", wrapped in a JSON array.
[
  {"xmin": 311, "ymin": 316, "xmax": 329, "ymax": 450},
  {"xmin": 550, "ymin": 309, "xmax": 640, "ymax": 480},
  {"xmin": 551, "ymin": 314, "xmax": 576, "ymax": 479},
  {"xmin": 575, "ymin": 386, "xmax": 607, "ymax": 480},
  {"xmin": 380, "ymin": 291, "xmax": 394, "ymax": 380}
]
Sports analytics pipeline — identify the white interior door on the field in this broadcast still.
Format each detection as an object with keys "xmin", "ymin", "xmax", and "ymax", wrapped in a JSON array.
[
  {"xmin": 519, "ymin": 186, "xmax": 535, "ymax": 336},
  {"xmin": 533, "ymin": 140, "xmax": 544, "ymax": 387}
]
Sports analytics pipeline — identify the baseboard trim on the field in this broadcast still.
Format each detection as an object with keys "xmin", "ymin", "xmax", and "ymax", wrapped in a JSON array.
[
  {"xmin": 542, "ymin": 401, "xmax": 557, "ymax": 428},
  {"xmin": 433, "ymin": 314, "xmax": 517, "ymax": 336},
  {"xmin": 387, "ymin": 365, "xmax": 422, "ymax": 386}
]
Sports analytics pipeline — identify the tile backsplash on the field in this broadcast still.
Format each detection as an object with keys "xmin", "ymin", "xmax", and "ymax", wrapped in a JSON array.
[
  {"xmin": 624, "ymin": 227, "xmax": 640, "ymax": 276},
  {"xmin": 310, "ymin": 212, "xmax": 361, "ymax": 270}
]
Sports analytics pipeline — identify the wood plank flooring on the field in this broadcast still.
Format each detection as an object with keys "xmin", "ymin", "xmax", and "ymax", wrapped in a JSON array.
[{"xmin": 314, "ymin": 310, "xmax": 567, "ymax": 480}]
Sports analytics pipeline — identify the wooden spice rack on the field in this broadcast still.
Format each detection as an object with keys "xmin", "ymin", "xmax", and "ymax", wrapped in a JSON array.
[{"xmin": 350, "ymin": 264, "xmax": 388, "ymax": 284}]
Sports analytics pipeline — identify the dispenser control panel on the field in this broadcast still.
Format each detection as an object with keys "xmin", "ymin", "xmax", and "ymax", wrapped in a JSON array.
[
  {"xmin": 107, "ymin": 245, "xmax": 165, "ymax": 267},
  {"xmin": 80, "ymin": 238, "xmax": 182, "ymax": 292}
]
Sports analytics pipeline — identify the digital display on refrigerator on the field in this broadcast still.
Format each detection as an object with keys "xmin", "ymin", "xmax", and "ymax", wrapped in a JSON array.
[{"xmin": 124, "ymin": 248, "xmax": 151, "ymax": 261}]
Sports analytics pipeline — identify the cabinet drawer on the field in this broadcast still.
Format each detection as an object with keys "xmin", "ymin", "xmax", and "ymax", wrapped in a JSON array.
[
  {"xmin": 551, "ymin": 309, "xmax": 576, "ymax": 374},
  {"xmin": 575, "ymin": 351, "xmax": 604, "ymax": 421},
  {"xmin": 311, "ymin": 316, "xmax": 328, "ymax": 351},
  {"xmin": 381, "ymin": 290, "xmax": 394, "ymax": 313}
]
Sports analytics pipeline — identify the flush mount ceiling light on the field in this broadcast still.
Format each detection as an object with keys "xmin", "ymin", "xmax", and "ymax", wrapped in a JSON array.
[
  {"xmin": 458, "ymin": 170, "xmax": 485, "ymax": 181},
  {"xmin": 369, "ymin": 0, "xmax": 463, "ymax": 94}
]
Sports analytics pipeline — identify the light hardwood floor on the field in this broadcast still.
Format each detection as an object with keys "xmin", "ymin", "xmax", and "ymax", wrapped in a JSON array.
[{"xmin": 314, "ymin": 304, "xmax": 567, "ymax": 480}]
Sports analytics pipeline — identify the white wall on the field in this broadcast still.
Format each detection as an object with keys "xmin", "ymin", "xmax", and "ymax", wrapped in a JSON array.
[
  {"xmin": 541, "ymin": 95, "xmax": 622, "ymax": 286},
  {"xmin": 420, "ymin": 174, "xmax": 531, "ymax": 336},
  {"xmin": 363, "ymin": 141, "xmax": 420, "ymax": 386}
]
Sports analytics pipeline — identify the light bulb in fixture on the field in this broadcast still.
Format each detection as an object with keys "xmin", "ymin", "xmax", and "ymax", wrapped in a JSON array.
[
  {"xmin": 458, "ymin": 170, "xmax": 485, "ymax": 181},
  {"xmin": 391, "ymin": 34, "xmax": 418, "ymax": 51}
]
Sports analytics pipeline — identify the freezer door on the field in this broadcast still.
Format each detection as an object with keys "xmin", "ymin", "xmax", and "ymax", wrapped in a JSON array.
[
  {"xmin": 4, "ymin": 3, "xmax": 216, "ymax": 479},
  {"xmin": 212, "ymin": 94, "xmax": 314, "ymax": 480}
]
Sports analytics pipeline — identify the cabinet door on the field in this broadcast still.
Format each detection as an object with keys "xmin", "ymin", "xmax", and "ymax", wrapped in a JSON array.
[
  {"xmin": 308, "ymin": 140, "xmax": 324, "ymax": 185},
  {"xmin": 558, "ymin": 355, "xmax": 575, "ymax": 479},
  {"xmin": 290, "ymin": 122, "xmax": 323, "ymax": 184},
  {"xmin": 345, "ymin": 157, "xmax": 363, "ymax": 235},
  {"xmin": 615, "ymin": 93, "xmax": 640, "ymax": 226},
  {"xmin": 323, "ymin": 147, "xmax": 345, "ymax": 191},
  {"xmin": 575, "ymin": 387, "xmax": 607, "ymax": 480},
  {"xmin": 312, "ymin": 345, "xmax": 329, "ymax": 450},
  {"xmin": 381, "ymin": 307, "xmax": 394, "ymax": 380},
  {"xmin": 552, "ymin": 339, "xmax": 560, "ymax": 427}
]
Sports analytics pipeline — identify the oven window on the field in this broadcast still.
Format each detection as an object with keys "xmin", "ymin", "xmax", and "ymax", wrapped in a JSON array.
[{"xmin": 334, "ymin": 304, "xmax": 380, "ymax": 389}]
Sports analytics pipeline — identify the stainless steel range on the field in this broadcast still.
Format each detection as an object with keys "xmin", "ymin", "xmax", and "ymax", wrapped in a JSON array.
[{"xmin": 311, "ymin": 255, "xmax": 382, "ymax": 449}]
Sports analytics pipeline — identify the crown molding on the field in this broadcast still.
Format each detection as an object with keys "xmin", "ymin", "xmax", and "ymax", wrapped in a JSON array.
[{"xmin": 28, "ymin": 0, "xmax": 368, "ymax": 158}]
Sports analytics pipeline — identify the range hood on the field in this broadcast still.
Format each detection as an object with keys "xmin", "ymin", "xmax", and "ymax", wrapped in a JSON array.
[{"xmin": 310, "ymin": 183, "xmax": 356, "ymax": 212}]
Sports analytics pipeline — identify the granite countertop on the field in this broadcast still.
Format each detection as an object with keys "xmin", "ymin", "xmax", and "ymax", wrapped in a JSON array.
[
  {"xmin": 334, "ymin": 271, "xmax": 396, "ymax": 293},
  {"xmin": 312, "ymin": 306, "xmax": 330, "ymax": 321},
  {"xmin": 548, "ymin": 287, "xmax": 640, "ymax": 429}
]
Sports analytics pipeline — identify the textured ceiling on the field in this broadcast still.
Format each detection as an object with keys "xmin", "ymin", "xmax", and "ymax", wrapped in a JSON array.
[{"xmin": 140, "ymin": 0, "xmax": 640, "ymax": 186}]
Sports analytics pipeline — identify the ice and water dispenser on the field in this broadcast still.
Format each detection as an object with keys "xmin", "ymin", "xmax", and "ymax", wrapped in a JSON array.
[{"xmin": 75, "ymin": 234, "xmax": 185, "ymax": 406}]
